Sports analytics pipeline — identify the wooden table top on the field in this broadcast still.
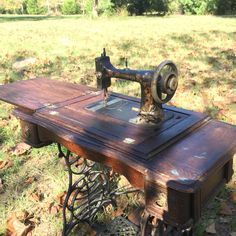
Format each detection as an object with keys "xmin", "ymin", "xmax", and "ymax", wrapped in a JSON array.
[{"xmin": 0, "ymin": 78, "xmax": 236, "ymax": 192}]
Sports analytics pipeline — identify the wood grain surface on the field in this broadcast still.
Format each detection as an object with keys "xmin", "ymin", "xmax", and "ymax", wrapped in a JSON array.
[
  {"xmin": 0, "ymin": 78, "xmax": 235, "ymax": 192},
  {"xmin": 0, "ymin": 78, "xmax": 96, "ymax": 111}
]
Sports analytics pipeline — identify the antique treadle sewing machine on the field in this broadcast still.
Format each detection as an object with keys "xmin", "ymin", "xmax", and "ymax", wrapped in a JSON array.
[{"xmin": 0, "ymin": 49, "xmax": 236, "ymax": 236}]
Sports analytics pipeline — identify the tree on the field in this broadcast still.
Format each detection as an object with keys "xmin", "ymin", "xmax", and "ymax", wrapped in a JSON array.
[
  {"xmin": 0, "ymin": 0, "xmax": 24, "ymax": 13},
  {"xmin": 111, "ymin": 0, "xmax": 167, "ymax": 15},
  {"xmin": 126, "ymin": 0, "xmax": 149, "ymax": 15},
  {"xmin": 92, "ymin": 0, "xmax": 98, "ymax": 16},
  {"xmin": 40, "ymin": 0, "xmax": 63, "ymax": 14},
  {"xmin": 84, "ymin": 0, "xmax": 113, "ymax": 16},
  {"xmin": 111, "ymin": 0, "xmax": 126, "ymax": 8},
  {"xmin": 148, "ymin": 0, "xmax": 168, "ymax": 14},
  {"xmin": 176, "ymin": 0, "xmax": 217, "ymax": 15},
  {"xmin": 26, "ymin": 0, "xmax": 41, "ymax": 14},
  {"xmin": 216, "ymin": 0, "xmax": 236, "ymax": 14},
  {"xmin": 61, "ymin": 0, "xmax": 79, "ymax": 14}
]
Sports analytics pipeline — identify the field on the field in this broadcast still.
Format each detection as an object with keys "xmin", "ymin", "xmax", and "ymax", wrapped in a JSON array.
[{"xmin": 0, "ymin": 15, "xmax": 235, "ymax": 235}]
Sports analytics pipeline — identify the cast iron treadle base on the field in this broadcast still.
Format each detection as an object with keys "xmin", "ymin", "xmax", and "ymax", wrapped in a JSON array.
[
  {"xmin": 97, "ymin": 216, "xmax": 140, "ymax": 236},
  {"xmin": 57, "ymin": 144, "xmax": 140, "ymax": 236}
]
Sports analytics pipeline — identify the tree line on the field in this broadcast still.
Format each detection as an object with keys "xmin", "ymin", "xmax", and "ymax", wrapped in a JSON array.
[{"xmin": 0, "ymin": 0, "xmax": 235, "ymax": 16}]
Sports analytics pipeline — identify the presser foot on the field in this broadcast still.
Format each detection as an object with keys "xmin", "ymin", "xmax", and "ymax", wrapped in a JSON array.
[
  {"xmin": 140, "ymin": 211, "xmax": 193, "ymax": 236},
  {"xmin": 57, "ymin": 144, "xmax": 140, "ymax": 236}
]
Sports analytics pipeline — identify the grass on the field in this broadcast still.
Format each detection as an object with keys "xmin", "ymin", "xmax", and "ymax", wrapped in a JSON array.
[{"xmin": 0, "ymin": 14, "xmax": 235, "ymax": 235}]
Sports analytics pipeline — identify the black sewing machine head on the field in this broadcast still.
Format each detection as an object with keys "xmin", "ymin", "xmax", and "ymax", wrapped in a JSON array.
[{"xmin": 95, "ymin": 49, "xmax": 178, "ymax": 124}]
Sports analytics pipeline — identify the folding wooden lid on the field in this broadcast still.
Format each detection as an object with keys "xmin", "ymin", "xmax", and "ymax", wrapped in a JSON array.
[{"xmin": 0, "ymin": 78, "xmax": 97, "ymax": 111}]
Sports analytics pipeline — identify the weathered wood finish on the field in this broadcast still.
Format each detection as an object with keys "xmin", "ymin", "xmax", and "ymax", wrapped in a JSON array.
[
  {"xmin": 0, "ymin": 78, "xmax": 97, "ymax": 111},
  {"xmin": 0, "ymin": 78, "xmax": 236, "ymax": 228},
  {"xmin": 35, "ymin": 93, "xmax": 208, "ymax": 160}
]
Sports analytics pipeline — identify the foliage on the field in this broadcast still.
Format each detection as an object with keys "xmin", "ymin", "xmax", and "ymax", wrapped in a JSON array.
[
  {"xmin": 0, "ymin": 7, "xmax": 6, "ymax": 14},
  {"xmin": 176, "ymin": 0, "xmax": 216, "ymax": 15},
  {"xmin": 0, "ymin": 0, "xmax": 25, "ymax": 14},
  {"xmin": 172, "ymin": 0, "xmax": 236, "ymax": 15},
  {"xmin": 0, "ymin": 0, "xmax": 235, "ymax": 15},
  {"xmin": 84, "ymin": 0, "xmax": 93, "ymax": 14},
  {"xmin": 41, "ymin": 0, "xmax": 62, "ymax": 14},
  {"xmin": 25, "ymin": 0, "xmax": 44, "ymax": 14},
  {"xmin": 117, "ymin": 0, "xmax": 236, "ymax": 15},
  {"xmin": 83, "ymin": 0, "xmax": 113, "ymax": 16},
  {"xmin": 61, "ymin": 0, "xmax": 80, "ymax": 14},
  {"xmin": 97, "ymin": 0, "xmax": 114, "ymax": 15},
  {"xmin": 216, "ymin": 0, "xmax": 236, "ymax": 15},
  {"xmin": 148, "ymin": 0, "xmax": 168, "ymax": 13},
  {"xmin": 111, "ymin": 0, "xmax": 126, "ymax": 9},
  {"xmin": 126, "ymin": 0, "xmax": 150, "ymax": 15},
  {"xmin": 111, "ymin": 0, "xmax": 167, "ymax": 15}
]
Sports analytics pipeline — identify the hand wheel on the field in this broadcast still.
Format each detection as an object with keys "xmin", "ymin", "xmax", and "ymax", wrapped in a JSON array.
[{"xmin": 151, "ymin": 60, "xmax": 178, "ymax": 104}]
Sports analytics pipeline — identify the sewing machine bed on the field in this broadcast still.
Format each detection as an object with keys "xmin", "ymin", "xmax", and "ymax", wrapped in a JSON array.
[
  {"xmin": 0, "ymin": 78, "xmax": 208, "ymax": 160},
  {"xmin": 0, "ymin": 78, "xmax": 235, "ymax": 226}
]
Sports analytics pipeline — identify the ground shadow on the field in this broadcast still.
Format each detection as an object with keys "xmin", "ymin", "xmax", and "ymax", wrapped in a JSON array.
[
  {"xmin": 0, "ymin": 15, "xmax": 82, "ymax": 23},
  {"xmin": 216, "ymin": 15, "xmax": 236, "ymax": 18}
]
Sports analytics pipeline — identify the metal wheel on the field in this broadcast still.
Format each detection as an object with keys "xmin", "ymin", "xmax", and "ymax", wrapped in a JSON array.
[{"xmin": 151, "ymin": 60, "xmax": 178, "ymax": 104}]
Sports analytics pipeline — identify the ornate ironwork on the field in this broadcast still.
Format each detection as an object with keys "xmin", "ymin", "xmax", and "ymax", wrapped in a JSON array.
[
  {"xmin": 57, "ymin": 144, "xmax": 140, "ymax": 236},
  {"xmin": 97, "ymin": 216, "xmax": 140, "ymax": 235}
]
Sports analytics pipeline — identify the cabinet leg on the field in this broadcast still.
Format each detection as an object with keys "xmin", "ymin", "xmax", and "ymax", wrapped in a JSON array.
[{"xmin": 140, "ymin": 210, "xmax": 193, "ymax": 236}]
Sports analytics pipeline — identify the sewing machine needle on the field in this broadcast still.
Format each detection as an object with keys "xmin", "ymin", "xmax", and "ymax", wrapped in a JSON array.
[{"xmin": 104, "ymin": 88, "xmax": 108, "ymax": 107}]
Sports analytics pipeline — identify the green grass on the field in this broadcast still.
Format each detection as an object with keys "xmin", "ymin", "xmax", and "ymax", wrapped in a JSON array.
[{"xmin": 0, "ymin": 15, "xmax": 235, "ymax": 235}]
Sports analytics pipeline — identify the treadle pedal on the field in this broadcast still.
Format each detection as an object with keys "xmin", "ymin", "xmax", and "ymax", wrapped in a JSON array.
[{"xmin": 96, "ymin": 216, "xmax": 140, "ymax": 236}]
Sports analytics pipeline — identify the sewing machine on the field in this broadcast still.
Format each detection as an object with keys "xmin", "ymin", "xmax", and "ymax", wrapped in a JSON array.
[
  {"xmin": 0, "ymin": 50, "xmax": 235, "ymax": 236},
  {"xmin": 95, "ymin": 48, "xmax": 178, "ymax": 123}
]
